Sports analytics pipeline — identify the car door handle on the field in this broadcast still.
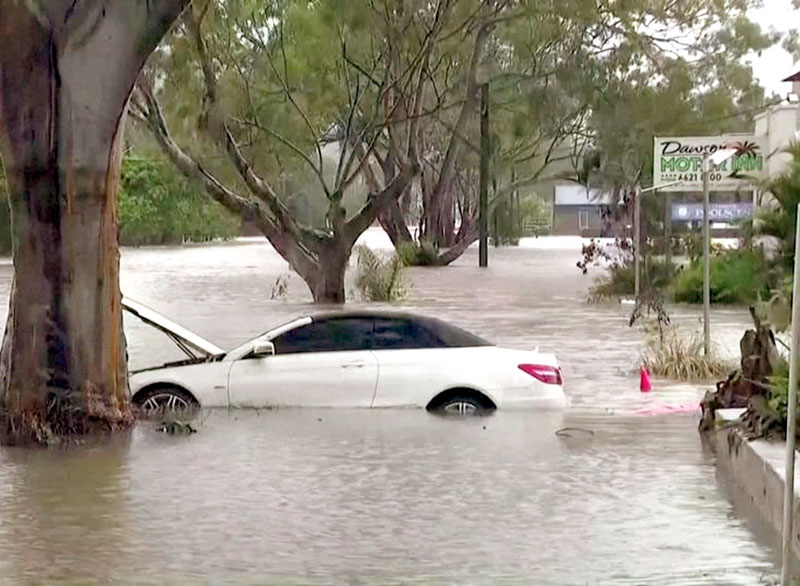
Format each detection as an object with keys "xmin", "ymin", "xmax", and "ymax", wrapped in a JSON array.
[{"xmin": 342, "ymin": 361, "xmax": 367, "ymax": 369}]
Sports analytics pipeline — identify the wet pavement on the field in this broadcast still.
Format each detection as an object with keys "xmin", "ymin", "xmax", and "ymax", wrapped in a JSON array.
[{"xmin": 0, "ymin": 233, "xmax": 782, "ymax": 584}]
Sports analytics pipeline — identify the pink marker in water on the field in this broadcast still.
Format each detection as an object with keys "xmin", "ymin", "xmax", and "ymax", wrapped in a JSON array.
[{"xmin": 640, "ymin": 366, "xmax": 652, "ymax": 393}]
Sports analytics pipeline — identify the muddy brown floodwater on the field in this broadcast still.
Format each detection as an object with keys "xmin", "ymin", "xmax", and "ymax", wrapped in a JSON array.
[{"xmin": 0, "ymin": 233, "xmax": 783, "ymax": 584}]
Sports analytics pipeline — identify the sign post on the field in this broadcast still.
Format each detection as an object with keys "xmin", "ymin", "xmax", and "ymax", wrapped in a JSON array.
[
  {"xmin": 653, "ymin": 136, "xmax": 762, "ymax": 355},
  {"xmin": 654, "ymin": 135, "xmax": 765, "ymax": 192},
  {"xmin": 702, "ymin": 158, "xmax": 712, "ymax": 356}
]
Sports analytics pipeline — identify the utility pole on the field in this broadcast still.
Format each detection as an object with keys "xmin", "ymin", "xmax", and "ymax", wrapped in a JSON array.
[
  {"xmin": 479, "ymin": 82, "xmax": 489, "ymax": 268},
  {"xmin": 782, "ymin": 203, "xmax": 800, "ymax": 586}
]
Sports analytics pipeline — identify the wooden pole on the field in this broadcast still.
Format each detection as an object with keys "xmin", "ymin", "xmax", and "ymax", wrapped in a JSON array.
[{"xmin": 479, "ymin": 83, "xmax": 489, "ymax": 268}]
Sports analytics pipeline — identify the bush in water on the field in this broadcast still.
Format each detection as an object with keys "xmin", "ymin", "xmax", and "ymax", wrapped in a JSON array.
[{"xmin": 354, "ymin": 245, "xmax": 409, "ymax": 302}]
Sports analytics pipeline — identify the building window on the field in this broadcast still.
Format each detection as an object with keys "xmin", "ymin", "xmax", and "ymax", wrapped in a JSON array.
[{"xmin": 578, "ymin": 209, "xmax": 590, "ymax": 230}]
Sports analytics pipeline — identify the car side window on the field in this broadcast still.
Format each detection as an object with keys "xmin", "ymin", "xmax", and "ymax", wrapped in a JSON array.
[
  {"xmin": 372, "ymin": 317, "xmax": 446, "ymax": 350},
  {"xmin": 272, "ymin": 318, "xmax": 374, "ymax": 354}
]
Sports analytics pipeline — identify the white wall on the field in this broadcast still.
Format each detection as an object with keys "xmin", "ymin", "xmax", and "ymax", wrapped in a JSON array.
[{"xmin": 755, "ymin": 104, "xmax": 799, "ymax": 178}]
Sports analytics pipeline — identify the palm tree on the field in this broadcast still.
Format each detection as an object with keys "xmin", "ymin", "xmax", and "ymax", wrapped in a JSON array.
[{"xmin": 755, "ymin": 143, "xmax": 800, "ymax": 270}]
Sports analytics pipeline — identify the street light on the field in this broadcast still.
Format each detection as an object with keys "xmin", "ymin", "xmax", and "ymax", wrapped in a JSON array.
[
  {"xmin": 702, "ymin": 148, "xmax": 738, "ymax": 356},
  {"xmin": 633, "ymin": 181, "xmax": 682, "ymax": 299}
]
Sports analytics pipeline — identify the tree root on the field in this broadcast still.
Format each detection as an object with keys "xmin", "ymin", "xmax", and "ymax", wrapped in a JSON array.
[{"xmin": 0, "ymin": 385, "xmax": 134, "ymax": 447}]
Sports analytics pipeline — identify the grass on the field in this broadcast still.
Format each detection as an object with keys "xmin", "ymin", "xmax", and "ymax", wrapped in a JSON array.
[
  {"xmin": 354, "ymin": 245, "xmax": 409, "ymax": 302},
  {"xmin": 642, "ymin": 326, "xmax": 732, "ymax": 381}
]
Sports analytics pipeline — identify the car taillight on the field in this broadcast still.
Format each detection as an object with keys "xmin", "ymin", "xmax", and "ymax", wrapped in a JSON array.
[{"xmin": 518, "ymin": 364, "xmax": 563, "ymax": 385}]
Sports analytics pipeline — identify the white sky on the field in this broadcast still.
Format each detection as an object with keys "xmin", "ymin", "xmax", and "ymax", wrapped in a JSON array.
[{"xmin": 749, "ymin": 0, "xmax": 800, "ymax": 96}]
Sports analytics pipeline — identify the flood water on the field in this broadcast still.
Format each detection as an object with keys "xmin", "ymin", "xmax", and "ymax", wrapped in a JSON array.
[{"xmin": 0, "ymin": 233, "xmax": 782, "ymax": 584}]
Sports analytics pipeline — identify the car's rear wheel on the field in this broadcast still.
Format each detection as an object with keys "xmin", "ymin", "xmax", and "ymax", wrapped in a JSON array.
[
  {"xmin": 134, "ymin": 386, "xmax": 198, "ymax": 417},
  {"xmin": 439, "ymin": 396, "xmax": 485, "ymax": 415},
  {"xmin": 428, "ymin": 390, "xmax": 495, "ymax": 416}
]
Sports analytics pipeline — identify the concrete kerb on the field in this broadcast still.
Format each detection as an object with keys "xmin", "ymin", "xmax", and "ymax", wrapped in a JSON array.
[{"xmin": 714, "ymin": 408, "xmax": 800, "ymax": 563}]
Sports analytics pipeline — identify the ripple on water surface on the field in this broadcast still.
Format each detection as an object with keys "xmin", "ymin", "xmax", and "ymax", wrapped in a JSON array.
[{"xmin": 0, "ymin": 235, "xmax": 781, "ymax": 584}]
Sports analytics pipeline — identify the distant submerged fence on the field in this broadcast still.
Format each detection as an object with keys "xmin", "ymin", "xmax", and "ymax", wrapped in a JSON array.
[{"xmin": 522, "ymin": 205, "xmax": 553, "ymax": 236}]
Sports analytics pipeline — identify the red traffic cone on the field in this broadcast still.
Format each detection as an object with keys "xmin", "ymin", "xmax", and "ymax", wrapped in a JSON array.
[{"xmin": 640, "ymin": 366, "xmax": 652, "ymax": 393}]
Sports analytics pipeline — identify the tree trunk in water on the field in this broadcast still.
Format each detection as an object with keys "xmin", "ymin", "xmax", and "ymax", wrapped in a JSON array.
[
  {"xmin": 421, "ymin": 183, "xmax": 457, "ymax": 248},
  {"xmin": 304, "ymin": 247, "xmax": 351, "ymax": 304},
  {"xmin": 378, "ymin": 197, "xmax": 413, "ymax": 250},
  {"xmin": 0, "ymin": 1, "xmax": 188, "ymax": 445}
]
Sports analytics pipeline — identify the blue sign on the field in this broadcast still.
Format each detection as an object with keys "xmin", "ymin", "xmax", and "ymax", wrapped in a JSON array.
[{"xmin": 671, "ymin": 202, "xmax": 753, "ymax": 222}]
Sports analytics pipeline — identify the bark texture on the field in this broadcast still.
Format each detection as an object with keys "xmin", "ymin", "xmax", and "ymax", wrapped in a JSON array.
[{"xmin": 0, "ymin": 0, "xmax": 188, "ymax": 444}]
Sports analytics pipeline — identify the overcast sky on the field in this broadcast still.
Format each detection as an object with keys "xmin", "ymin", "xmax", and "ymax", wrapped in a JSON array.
[{"xmin": 749, "ymin": 0, "xmax": 799, "ymax": 95}]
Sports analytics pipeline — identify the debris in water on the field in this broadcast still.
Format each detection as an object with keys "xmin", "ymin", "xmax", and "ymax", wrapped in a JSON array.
[
  {"xmin": 157, "ymin": 420, "xmax": 197, "ymax": 434},
  {"xmin": 555, "ymin": 427, "xmax": 594, "ymax": 437}
]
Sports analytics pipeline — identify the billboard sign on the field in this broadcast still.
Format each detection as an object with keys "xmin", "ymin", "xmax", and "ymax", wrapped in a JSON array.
[
  {"xmin": 671, "ymin": 202, "xmax": 754, "ymax": 222},
  {"xmin": 654, "ymin": 136, "xmax": 766, "ymax": 192}
]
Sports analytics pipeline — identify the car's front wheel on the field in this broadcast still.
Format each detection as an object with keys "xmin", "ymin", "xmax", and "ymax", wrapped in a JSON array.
[{"xmin": 134, "ymin": 386, "xmax": 198, "ymax": 417}]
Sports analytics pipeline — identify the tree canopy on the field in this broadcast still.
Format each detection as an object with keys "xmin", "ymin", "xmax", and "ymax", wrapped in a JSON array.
[{"xmin": 136, "ymin": 0, "xmax": 790, "ymax": 283}]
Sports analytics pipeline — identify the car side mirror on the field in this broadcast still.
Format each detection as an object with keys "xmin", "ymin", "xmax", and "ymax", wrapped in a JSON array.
[{"xmin": 252, "ymin": 340, "xmax": 275, "ymax": 358}]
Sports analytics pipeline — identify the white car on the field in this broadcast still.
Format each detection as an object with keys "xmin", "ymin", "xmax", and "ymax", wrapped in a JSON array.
[{"xmin": 123, "ymin": 298, "xmax": 567, "ymax": 415}]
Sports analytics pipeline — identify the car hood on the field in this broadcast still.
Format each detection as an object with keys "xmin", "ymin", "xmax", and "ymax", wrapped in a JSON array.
[{"xmin": 122, "ymin": 297, "xmax": 224, "ymax": 359}]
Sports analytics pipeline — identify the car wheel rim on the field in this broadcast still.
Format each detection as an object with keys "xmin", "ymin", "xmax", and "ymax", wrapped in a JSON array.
[
  {"xmin": 442, "ymin": 401, "xmax": 478, "ymax": 415},
  {"xmin": 141, "ymin": 393, "xmax": 190, "ymax": 414}
]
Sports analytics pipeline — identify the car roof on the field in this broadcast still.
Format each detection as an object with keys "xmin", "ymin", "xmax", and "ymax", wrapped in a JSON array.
[{"xmin": 307, "ymin": 310, "xmax": 435, "ymax": 322}]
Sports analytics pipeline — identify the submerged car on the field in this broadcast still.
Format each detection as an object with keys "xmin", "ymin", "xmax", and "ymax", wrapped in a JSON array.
[{"xmin": 123, "ymin": 298, "xmax": 567, "ymax": 415}]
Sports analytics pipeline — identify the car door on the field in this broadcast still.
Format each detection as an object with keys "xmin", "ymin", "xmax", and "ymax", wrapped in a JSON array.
[
  {"xmin": 369, "ymin": 316, "xmax": 458, "ymax": 407},
  {"xmin": 227, "ymin": 317, "xmax": 379, "ymax": 408}
]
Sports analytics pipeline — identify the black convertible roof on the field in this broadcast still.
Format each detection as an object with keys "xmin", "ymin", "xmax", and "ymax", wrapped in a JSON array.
[
  {"xmin": 304, "ymin": 310, "xmax": 492, "ymax": 346},
  {"xmin": 308, "ymin": 309, "xmax": 437, "ymax": 322}
]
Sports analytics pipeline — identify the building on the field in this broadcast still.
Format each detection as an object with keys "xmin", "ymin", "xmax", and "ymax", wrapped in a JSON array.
[
  {"xmin": 754, "ymin": 100, "xmax": 799, "ymax": 183},
  {"xmin": 552, "ymin": 184, "xmax": 616, "ymax": 236}
]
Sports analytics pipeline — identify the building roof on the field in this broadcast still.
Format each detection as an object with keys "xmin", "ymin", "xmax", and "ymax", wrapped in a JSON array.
[
  {"xmin": 783, "ymin": 71, "xmax": 800, "ymax": 82},
  {"xmin": 554, "ymin": 184, "xmax": 614, "ymax": 206}
]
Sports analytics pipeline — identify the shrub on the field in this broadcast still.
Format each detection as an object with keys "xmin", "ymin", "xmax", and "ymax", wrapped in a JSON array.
[
  {"xmin": 397, "ymin": 241, "xmax": 442, "ymax": 266},
  {"xmin": 673, "ymin": 248, "xmax": 770, "ymax": 305},
  {"xmin": 642, "ymin": 326, "xmax": 732, "ymax": 381},
  {"xmin": 589, "ymin": 260, "xmax": 673, "ymax": 300},
  {"xmin": 0, "ymin": 154, "xmax": 239, "ymax": 254},
  {"xmin": 354, "ymin": 245, "xmax": 409, "ymax": 301},
  {"xmin": 765, "ymin": 360, "xmax": 791, "ymax": 419},
  {"xmin": 119, "ymin": 157, "xmax": 241, "ymax": 246}
]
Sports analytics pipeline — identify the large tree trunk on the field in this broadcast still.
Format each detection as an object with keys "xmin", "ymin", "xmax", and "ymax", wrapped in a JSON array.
[
  {"xmin": 0, "ymin": 1, "xmax": 188, "ymax": 445},
  {"xmin": 305, "ymin": 247, "xmax": 351, "ymax": 304}
]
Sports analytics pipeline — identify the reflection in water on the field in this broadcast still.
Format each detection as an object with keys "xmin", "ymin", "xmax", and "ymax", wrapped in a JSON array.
[
  {"xmin": 0, "ymin": 235, "xmax": 781, "ymax": 583},
  {"xmin": 0, "ymin": 437, "xmax": 132, "ymax": 584}
]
